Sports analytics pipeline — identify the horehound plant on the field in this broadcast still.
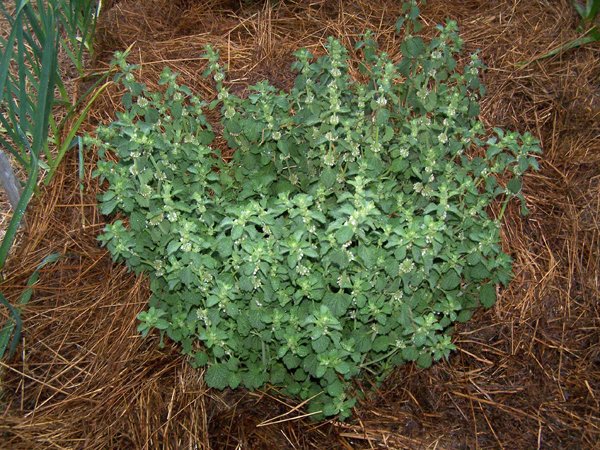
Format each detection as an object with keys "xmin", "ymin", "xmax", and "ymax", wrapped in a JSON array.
[{"xmin": 91, "ymin": 5, "xmax": 540, "ymax": 419}]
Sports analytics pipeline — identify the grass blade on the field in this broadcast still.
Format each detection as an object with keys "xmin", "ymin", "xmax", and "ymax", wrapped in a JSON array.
[
  {"xmin": 0, "ymin": 4, "xmax": 20, "ymax": 103},
  {"xmin": 0, "ymin": 293, "xmax": 21, "ymax": 359},
  {"xmin": 0, "ymin": 252, "xmax": 60, "ymax": 359},
  {"xmin": 78, "ymin": 137, "xmax": 84, "ymax": 192},
  {"xmin": 0, "ymin": 3, "xmax": 58, "ymax": 269},
  {"xmin": 517, "ymin": 27, "xmax": 600, "ymax": 67},
  {"xmin": 45, "ymin": 80, "xmax": 112, "ymax": 184}
]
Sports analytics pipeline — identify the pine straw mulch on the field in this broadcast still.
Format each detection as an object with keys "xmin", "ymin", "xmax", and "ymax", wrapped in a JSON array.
[{"xmin": 1, "ymin": 0, "xmax": 599, "ymax": 448}]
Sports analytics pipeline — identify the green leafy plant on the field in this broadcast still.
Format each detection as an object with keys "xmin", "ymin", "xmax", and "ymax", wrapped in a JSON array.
[
  {"xmin": 0, "ymin": 0, "xmax": 107, "ymax": 187},
  {"xmin": 92, "ymin": 8, "xmax": 540, "ymax": 419},
  {"xmin": 56, "ymin": 0, "xmax": 101, "ymax": 76},
  {"xmin": 574, "ymin": 0, "xmax": 600, "ymax": 26},
  {"xmin": 0, "ymin": 0, "xmax": 59, "ymax": 269},
  {"xmin": 0, "ymin": 0, "xmax": 105, "ymax": 360},
  {"xmin": 0, "ymin": 0, "xmax": 59, "ymax": 362}
]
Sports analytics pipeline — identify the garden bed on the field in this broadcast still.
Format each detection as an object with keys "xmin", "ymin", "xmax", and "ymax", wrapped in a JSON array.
[{"xmin": 0, "ymin": 0, "xmax": 598, "ymax": 448}]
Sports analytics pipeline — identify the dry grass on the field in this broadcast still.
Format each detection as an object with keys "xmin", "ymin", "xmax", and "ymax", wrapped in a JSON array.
[{"xmin": 1, "ymin": 0, "xmax": 599, "ymax": 448}]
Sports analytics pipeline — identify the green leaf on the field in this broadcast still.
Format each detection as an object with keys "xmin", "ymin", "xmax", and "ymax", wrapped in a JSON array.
[
  {"xmin": 335, "ymin": 360, "xmax": 351, "ymax": 375},
  {"xmin": 423, "ymin": 91, "xmax": 437, "ymax": 112},
  {"xmin": 100, "ymin": 198, "xmax": 119, "ymax": 215},
  {"xmin": 193, "ymin": 351, "xmax": 209, "ymax": 367},
  {"xmin": 357, "ymin": 245, "xmax": 376, "ymax": 269},
  {"xmin": 217, "ymin": 236, "xmax": 233, "ymax": 257},
  {"xmin": 181, "ymin": 267, "xmax": 194, "ymax": 286},
  {"xmin": 228, "ymin": 371, "xmax": 242, "ymax": 389},
  {"xmin": 204, "ymin": 364, "xmax": 230, "ymax": 390},
  {"xmin": 479, "ymin": 284, "xmax": 497, "ymax": 308},
  {"xmin": 198, "ymin": 130, "xmax": 215, "ymax": 145},
  {"xmin": 440, "ymin": 270, "xmax": 460, "ymax": 291},
  {"xmin": 390, "ymin": 158, "xmax": 409, "ymax": 173},
  {"xmin": 0, "ymin": 293, "xmax": 21, "ymax": 359},
  {"xmin": 270, "ymin": 363, "xmax": 287, "ymax": 384},
  {"xmin": 206, "ymin": 295, "xmax": 220, "ymax": 307},
  {"xmin": 238, "ymin": 276, "xmax": 253, "ymax": 292},
  {"xmin": 404, "ymin": 36, "xmax": 425, "ymax": 57},
  {"xmin": 402, "ymin": 346, "xmax": 419, "ymax": 361},
  {"xmin": 469, "ymin": 263, "xmax": 490, "ymax": 281},
  {"xmin": 311, "ymin": 335, "xmax": 330, "ymax": 353},
  {"xmin": 323, "ymin": 292, "xmax": 350, "ymax": 317},
  {"xmin": 328, "ymin": 249, "xmax": 349, "ymax": 268},
  {"xmin": 382, "ymin": 126, "xmax": 394, "ymax": 143},
  {"xmin": 335, "ymin": 226, "xmax": 353, "ymax": 244},
  {"xmin": 321, "ymin": 168, "xmax": 337, "ymax": 188},
  {"xmin": 283, "ymin": 353, "xmax": 300, "ymax": 369},
  {"xmin": 167, "ymin": 240, "xmax": 181, "ymax": 255},
  {"xmin": 416, "ymin": 352, "xmax": 432, "ymax": 369},
  {"xmin": 507, "ymin": 177, "xmax": 522, "ymax": 194},
  {"xmin": 457, "ymin": 309, "xmax": 473, "ymax": 323},
  {"xmin": 372, "ymin": 336, "xmax": 390, "ymax": 352},
  {"xmin": 317, "ymin": 401, "xmax": 334, "ymax": 417},
  {"xmin": 327, "ymin": 379, "xmax": 345, "ymax": 397},
  {"xmin": 231, "ymin": 225, "xmax": 244, "ymax": 240}
]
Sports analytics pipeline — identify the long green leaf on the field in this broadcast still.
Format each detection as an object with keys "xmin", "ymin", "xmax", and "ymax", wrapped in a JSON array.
[
  {"xmin": 0, "ymin": 293, "xmax": 21, "ymax": 359},
  {"xmin": 590, "ymin": 0, "xmax": 600, "ymax": 18},
  {"xmin": 56, "ymin": 0, "xmax": 99, "ymax": 75},
  {"xmin": 56, "ymin": 68, "xmax": 112, "ymax": 132},
  {"xmin": 534, "ymin": 28, "xmax": 600, "ymax": 60},
  {"xmin": 0, "ymin": 2, "xmax": 21, "ymax": 102},
  {"xmin": 0, "ymin": 4, "xmax": 58, "ymax": 269},
  {"xmin": 574, "ymin": 0, "xmax": 600, "ymax": 21},
  {"xmin": 16, "ymin": 13, "xmax": 29, "ymax": 145},
  {"xmin": 0, "ymin": 252, "xmax": 60, "ymax": 359},
  {"xmin": 30, "ymin": 7, "xmax": 58, "ymax": 154},
  {"xmin": 517, "ymin": 27, "xmax": 600, "ymax": 67},
  {"xmin": 46, "ymin": 80, "xmax": 113, "ymax": 183},
  {"xmin": 0, "ymin": 134, "xmax": 27, "ymax": 168},
  {"xmin": 0, "ymin": 1, "xmax": 99, "ymax": 361},
  {"xmin": 0, "ymin": 3, "xmax": 59, "ymax": 361},
  {"xmin": 78, "ymin": 137, "xmax": 84, "ymax": 192},
  {"xmin": 0, "ymin": 2, "xmax": 32, "ymax": 166}
]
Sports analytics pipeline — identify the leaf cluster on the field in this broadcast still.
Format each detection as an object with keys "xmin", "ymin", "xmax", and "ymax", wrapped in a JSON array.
[{"xmin": 91, "ymin": 11, "xmax": 540, "ymax": 419}]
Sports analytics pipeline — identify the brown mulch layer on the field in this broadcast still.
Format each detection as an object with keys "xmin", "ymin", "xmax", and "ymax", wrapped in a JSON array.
[{"xmin": 1, "ymin": 0, "xmax": 599, "ymax": 448}]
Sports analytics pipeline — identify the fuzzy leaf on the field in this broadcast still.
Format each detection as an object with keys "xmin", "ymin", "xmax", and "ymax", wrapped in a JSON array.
[
  {"xmin": 204, "ymin": 364, "xmax": 230, "ymax": 390},
  {"xmin": 479, "ymin": 283, "xmax": 497, "ymax": 308}
]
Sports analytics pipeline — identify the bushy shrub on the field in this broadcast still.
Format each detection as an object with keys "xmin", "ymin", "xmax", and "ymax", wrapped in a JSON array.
[{"xmin": 90, "ymin": 9, "xmax": 540, "ymax": 419}]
